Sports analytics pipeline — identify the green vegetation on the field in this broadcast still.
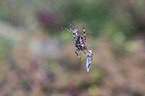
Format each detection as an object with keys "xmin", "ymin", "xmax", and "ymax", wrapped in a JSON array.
[{"xmin": 0, "ymin": 0, "xmax": 145, "ymax": 96}]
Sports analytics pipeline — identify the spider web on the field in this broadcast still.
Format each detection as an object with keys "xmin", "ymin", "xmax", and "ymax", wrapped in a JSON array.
[
  {"xmin": 62, "ymin": 0, "xmax": 145, "ymax": 66},
  {"xmin": 0, "ymin": 0, "xmax": 145, "ymax": 96}
]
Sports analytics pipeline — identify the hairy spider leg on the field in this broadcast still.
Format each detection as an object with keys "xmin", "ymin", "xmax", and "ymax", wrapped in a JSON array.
[
  {"xmin": 72, "ymin": 29, "xmax": 78, "ymax": 44},
  {"xmin": 75, "ymin": 49, "xmax": 85, "ymax": 60},
  {"xmin": 72, "ymin": 33, "xmax": 76, "ymax": 44},
  {"xmin": 83, "ymin": 27, "xmax": 86, "ymax": 42}
]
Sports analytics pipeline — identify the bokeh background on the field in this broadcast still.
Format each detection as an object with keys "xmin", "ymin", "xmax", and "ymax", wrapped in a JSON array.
[{"xmin": 0, "ymin": 0, "xmax": 145, "ymax": 96}]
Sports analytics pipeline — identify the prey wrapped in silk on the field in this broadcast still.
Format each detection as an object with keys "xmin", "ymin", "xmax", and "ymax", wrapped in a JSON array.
[{"xmin": 86, "ymin": 50, "xmax": 93, "ymax": 72}]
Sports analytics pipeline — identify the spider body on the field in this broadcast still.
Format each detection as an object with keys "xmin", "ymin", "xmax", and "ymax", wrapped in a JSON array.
[{"xmin": 75, "ymin": 35, "xmax": 87, "ymax": 51}]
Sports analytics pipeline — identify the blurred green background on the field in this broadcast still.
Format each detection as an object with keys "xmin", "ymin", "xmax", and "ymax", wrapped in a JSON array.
[{"xmin": 0, "ymin": 0, "xmax": 145, "ymax": 96}]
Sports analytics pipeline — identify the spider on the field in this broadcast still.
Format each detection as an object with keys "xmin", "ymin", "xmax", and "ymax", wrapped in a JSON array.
[
  {"xmin": 72, "ymin": 27, "xmax": 95, "ymax": 72},
  {"xmin": 72, "ymin": 27, "xmax": 90, "ymax": 60}
]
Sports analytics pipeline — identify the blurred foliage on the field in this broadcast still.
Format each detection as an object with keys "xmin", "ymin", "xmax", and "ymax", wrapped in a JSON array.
[{"xmin": 0, "ymin": 0, "xmax": 145, "ymax": 96}]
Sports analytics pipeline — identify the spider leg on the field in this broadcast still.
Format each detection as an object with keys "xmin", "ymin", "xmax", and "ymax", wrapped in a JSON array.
[
  {"xmin": 72, "ymin": 38, "xmax": 75, "ymax": 45},
  {"xmin": 72, "ymin": 35, "xmax": 76, "ymax": 45},
  {"xmin": 75, "ymin": 49, "xmax": 84, "ymax": 60},
  {"xmin": 72, "ymin": 29, "xmax": 78, "ymax": 44},
  {"xmin": 83, "ymin": 27, "xmax": 86, "ymax": 42}
]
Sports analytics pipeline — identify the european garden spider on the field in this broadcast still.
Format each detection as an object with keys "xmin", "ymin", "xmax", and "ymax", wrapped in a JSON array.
[
  {"xmin": 72, "ymin": 27, "xmax": 93, "ymax": 60},
  {"xmin": 72, "ymin": 27, "xmax": 94, "ymax": 72},
  {"xmin": 72, "ymin": 27, "xmax": 87, "ymax": 60}
]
